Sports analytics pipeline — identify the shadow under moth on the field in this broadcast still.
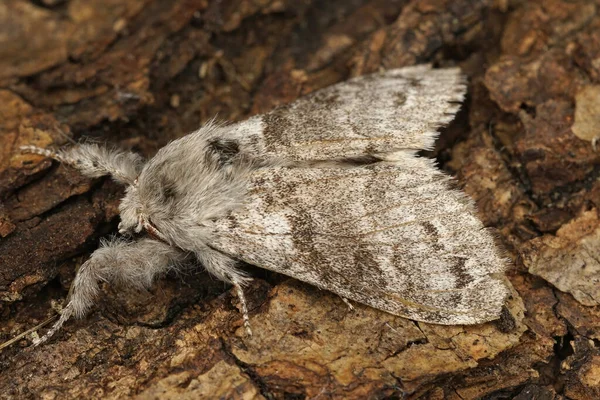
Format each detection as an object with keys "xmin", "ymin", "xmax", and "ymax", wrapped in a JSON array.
[{"xmin": 20, "ymin": 64, "xmax": 508, "ymax": 345}]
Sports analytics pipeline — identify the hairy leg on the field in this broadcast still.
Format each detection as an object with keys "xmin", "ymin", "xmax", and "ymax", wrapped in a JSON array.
[
  {"xmin": 193, "ymin": 244, "xmax": 253, "ymax": 335},
  {"xmin": 35, "ymin": 237, "xmax": 187, "ymax": 345},
  {"xmin": 21, "ymin": 144, "xmax": 144, "ymax": 185}
]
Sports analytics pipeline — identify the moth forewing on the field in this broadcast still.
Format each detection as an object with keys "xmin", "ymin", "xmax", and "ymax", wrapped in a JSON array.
[{"xmin": 223, "ymin": 65, "xmax": 468, "ymax": 161}]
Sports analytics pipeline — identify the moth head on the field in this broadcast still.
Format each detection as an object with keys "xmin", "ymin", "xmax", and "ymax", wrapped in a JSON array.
[{"xmin": 119, "ymin": 179, "xmax": 170, "ymax": 243}]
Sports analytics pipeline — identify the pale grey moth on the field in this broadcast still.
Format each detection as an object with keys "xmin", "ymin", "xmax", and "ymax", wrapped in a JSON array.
[{"xmin": 20, "ymin": 64, "xmax": 508, "ymax": 345}]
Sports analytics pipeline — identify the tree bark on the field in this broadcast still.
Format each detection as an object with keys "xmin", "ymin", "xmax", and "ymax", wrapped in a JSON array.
[{"xmin": 1, "ymin": 0, "xmax": 599, "ymax": 398}]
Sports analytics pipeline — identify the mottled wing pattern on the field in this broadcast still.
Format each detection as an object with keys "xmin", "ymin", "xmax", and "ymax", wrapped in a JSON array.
[
  {"xmin": 226, "ymin": 65, "xmax": 466, "ymax": 160},
  {"xmin": 208, "ymin": 153, "xmax": 508, "ymax": 325}
]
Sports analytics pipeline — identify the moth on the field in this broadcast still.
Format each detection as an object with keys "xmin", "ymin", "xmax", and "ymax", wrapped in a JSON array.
[{"xmin": 21, "ymin": 64, "xmax": 508, "ymax": 344}]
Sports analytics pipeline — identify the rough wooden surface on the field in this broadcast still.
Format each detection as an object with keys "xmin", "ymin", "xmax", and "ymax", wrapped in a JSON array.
[{"xmin": 1, "ymin": 0, "xmax": 600, "ymax": 398}]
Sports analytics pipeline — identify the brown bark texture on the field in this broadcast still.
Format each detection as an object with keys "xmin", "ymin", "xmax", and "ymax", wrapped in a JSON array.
[{"xmin": 0, "ymin": 0, "xmax": 599, "ymax": 398}]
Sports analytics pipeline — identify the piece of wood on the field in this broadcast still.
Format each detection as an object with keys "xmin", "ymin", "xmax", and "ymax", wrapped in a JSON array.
[{"xmin": 1, "ymin": 0, "xmax": 599, "ymax": 398}]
